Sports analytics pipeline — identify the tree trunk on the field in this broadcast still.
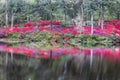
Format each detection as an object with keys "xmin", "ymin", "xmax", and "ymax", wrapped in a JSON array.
[
  {"xmin": 64, "ymin": 9, "xmax": 67, "ymax": 26},
  {"xmin": 79, "ymin": 2, "xmax": 84, "ymax": 34},
  {"xmin": 11, "ymin": 12, "xmax": 15, "ymax": 28},
  {"xmin": 27, "ymin": 16, "xmax": 29, "ymax": 22},
  {"xmin": 62, "ymin": 0, "xmax": 67, "ymax": 26},
  {"xmin": 101, "ymin": 5, "xmax": 104, "ymax": 29},
  {"xmin": 117, "ymin": 13, "xmax": 120, "ymax": 20},
  {"xmin": 91, "ymin": 14, "xmax": 94, "ymax": 35},
  {"xmin": 50, "ymin": 0, "xmax": 53, "ymax": 31},
  {"xmin": 78, "ymin": 0, "xmax": 84, "ymax": 34},
  {"xmin": 98, "ymin": 12, "xmax": 101, "ymax": 27},
  {"xmin": 5, "ymin": 0, "xmax": 8, "ymax": 28}
]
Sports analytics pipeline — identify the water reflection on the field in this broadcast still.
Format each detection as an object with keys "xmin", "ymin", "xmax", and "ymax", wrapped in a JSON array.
[{"xmin": 0, "ymin": 44, "xmax": 120, "ymax": 80}]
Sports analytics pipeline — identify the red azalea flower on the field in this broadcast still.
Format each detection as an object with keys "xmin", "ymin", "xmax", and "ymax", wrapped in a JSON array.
[
  {"xmin": 24, "ymin": 22, "xmax": 33, "ymax": 27},
  {"xmin": 13, "ymin": 27, "xmax": 21, "ymax": 32},
  {"xmin": 105, "ymin": 24, "xmax": 114, "ymax": 29},
  {"xmin": 82, "ymin": 31, "xmax": 91, "ymax": 35},
  {"xmin": 83, "ymin": 49, "xmax": 91, "ymax": 55},
  {"xmin": 11, "ymin": 48, "xmax": 20, "ymax": 54},
  {"xmin": 114, "ymin": 29, "xmax": 120, "ymax": 36},
  {"xmin": 20, "ymin": 48, "xmax": 34, "ymax": 56},
  {"xmin": 5, "ymin": 27, "xmax": 20, "ymax": 33},
  {"xmin": 5, "ymin": 47, "xmax": 13, "ymax": 53},
  {"xmin": 21, "ymin": 27, "xmax": 33, "ymax": 33},
  {"xmin": 101, "ymin": 29, "xmax": 112, "ymax": 34},
  {"xmin": 62, "ymin": 28, "xmax": 70, "ymax": 33},
  {"xmin": 70, "ymin": 48, "xmax": 78, "ymax": 54},
  {"xmin": 71, "ymin": 30, "xmax": 78, "ymax": 35},
  {"xmin": 52, "ymin": 30, "xmax": 60, "ymax": 35},
  {"xmin": 115, "ymin": 24, "xmax": 120, "ymax": 30},
  {"xmin": 40, "ymin": 20, "xmax": 62, "ymax": 26},
  {"xmin": 39, "ymin": 50, "xmax": 50, "ymax": 55},
  {"xmin": 13, "ymin": 24, "xmax": 19, "ymax": 27},
  {"xmin": 103, "ymin": 49, "xmax": 113, "ymax": 57}
]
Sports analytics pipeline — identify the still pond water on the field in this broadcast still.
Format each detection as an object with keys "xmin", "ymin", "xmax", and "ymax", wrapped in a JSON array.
[{"xmin": 0, "ymin": 43, "xmax": 120, "ymax": 80}]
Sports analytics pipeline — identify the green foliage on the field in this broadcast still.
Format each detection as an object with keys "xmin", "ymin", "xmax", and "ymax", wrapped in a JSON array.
[
  {"xmin": 5, "ymin": 31, "xmax": 112, "ymax": 48},
  {"xmin": 0, "ymin": 0, "xmax": 120, "ymax": 26},
  {"xmin": 7, "ymin": 32, "xmax": 21, "ymax": 38},
  {"xmin": 68, "ymin": 34, "xmax": 111, "ymax": 48}
]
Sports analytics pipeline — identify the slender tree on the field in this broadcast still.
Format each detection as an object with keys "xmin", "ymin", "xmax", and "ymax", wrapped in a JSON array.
[
  {"xmin": 50, "ymin": 0, "xmax": 53, "ymax": 31},
  {"xmin": 62, "ymin": 0, "xmax": 67, "ymax": 25},
  {"xmin": 5, "ymin": 0, "xmax": 8, "ymax": 28},
  {"xmin": 91, "ymin": 13, "xmax": 94, "ymax": 35},
  {"xmin": 79, "ymin": 0, "xmax": 84, "ymax": 33}
]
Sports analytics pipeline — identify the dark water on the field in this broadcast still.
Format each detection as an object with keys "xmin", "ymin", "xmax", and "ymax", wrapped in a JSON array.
[
  {"xmin": 0, "ymin": 44, "xmax": 120, "ymax": 80},
  {"xmin": 0, "ymin": 46, "xmax": 120, "ymax": 80}
]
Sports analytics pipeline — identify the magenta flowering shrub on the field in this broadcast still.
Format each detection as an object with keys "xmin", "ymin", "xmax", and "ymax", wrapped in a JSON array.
[
  {"xmin": 23, "ymin": 20, "xmax": 62, "ymax": 27},
  {"xmin": 0, "ymin": 20, "xmax": 120, "ymax": 36},
  {"xmin": 0, "ymin": 28, "xmax": 7, "ymax": 38},
  {"xmin": 39, "ymin": 20, "xmax": 62, "ymax": 26}
]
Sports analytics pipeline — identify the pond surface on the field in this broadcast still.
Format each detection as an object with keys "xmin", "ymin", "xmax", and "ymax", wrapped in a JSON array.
[{"xmin": 0, "ymin": 43, "xmax": 120, "ymax": 80}]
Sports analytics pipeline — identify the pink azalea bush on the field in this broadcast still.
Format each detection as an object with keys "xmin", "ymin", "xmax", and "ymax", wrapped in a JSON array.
[{"xmin": 0, "ymin": 20, "xmax": 120, "ymax": 36}]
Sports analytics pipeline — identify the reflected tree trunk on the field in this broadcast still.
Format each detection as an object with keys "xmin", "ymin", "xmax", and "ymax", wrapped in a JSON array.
[
  {"xmin": 5, "ymin": 62, "xmax": 28, "ymax": 80},
  {"xmin": 10, "ymin": 52, "xmax": 13, "ymax": 62},
  {"xmin": 5, "ymin": 53, "xmax": 8, "ymax": 65},
  {"xmin": 90, "ymin": 49, "xmax": 93, "ymax": 68}
]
